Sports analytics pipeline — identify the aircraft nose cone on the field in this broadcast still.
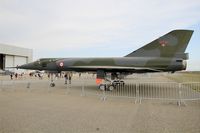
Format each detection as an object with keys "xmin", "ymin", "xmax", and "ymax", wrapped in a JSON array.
[{"xmin": 17, "ymin": 63, "xmax": 33, "ymax": 69}]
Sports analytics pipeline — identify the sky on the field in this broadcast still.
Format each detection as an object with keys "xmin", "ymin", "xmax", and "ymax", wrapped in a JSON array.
[{"xmin": 0, "ymin": 0, "xmax": 200, "ymax": 70}]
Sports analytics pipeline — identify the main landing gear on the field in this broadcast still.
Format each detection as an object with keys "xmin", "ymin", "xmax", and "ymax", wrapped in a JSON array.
[
  {"xmin": 99, "ymin": 80, "xmax": 125, "ymax": 91},
  {"xmin": 96, "ymin": 71, "xmax": 126, "ymax": 91}
]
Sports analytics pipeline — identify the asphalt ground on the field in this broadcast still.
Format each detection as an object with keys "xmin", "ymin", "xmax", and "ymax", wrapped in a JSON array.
[{"xmin": 0, "ymin": 73, "xmax": 200, "ymax": 133}]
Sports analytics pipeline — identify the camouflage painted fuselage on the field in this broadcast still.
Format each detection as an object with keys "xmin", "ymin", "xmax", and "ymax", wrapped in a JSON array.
[{"xmin": 19, "ymin": 57, "xmax": 186, "ymax": 73}]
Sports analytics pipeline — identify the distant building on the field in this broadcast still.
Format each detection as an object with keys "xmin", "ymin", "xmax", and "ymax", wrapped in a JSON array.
[{"xmin": 0, "ymin": 43, "xmax": 33, "ymax": 73}]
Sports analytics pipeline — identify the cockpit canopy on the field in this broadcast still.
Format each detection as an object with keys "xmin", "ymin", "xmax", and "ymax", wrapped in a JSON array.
[{"xmin": 34, "ymin": 58, "xmax": 62, "ymax": 67}]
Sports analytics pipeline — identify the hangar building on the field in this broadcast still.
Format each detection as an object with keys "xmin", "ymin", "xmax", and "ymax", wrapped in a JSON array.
[{"xmin": 0, "ymin": 43, "xmax": 33, "ymax": 73}]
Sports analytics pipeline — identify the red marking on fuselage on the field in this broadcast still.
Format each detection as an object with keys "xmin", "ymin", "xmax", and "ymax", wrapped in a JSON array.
[
  {"xmin": 159, "ymin": 40, "xmax": 168, "ymax": 47},
  {"xmin": 96, "ymin": 78, "xmax": 103, "ymax": 85}
]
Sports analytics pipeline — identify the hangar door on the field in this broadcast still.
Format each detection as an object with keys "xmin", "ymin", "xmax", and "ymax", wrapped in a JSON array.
[
  {"xmin": 5, "ymin": 55, "xmax": 14, "ymax": 67},
  {"xmin": 14, "ymin": 56, "xmax": 27, "ymax": 66}
]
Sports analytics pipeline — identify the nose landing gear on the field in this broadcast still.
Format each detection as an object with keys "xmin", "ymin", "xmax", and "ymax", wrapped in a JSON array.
[{"xmin": 50, "ymin": 73, "xmax": 55, "ymax": 87}]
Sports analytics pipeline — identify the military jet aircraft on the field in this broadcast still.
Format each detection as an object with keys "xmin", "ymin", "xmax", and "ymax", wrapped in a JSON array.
[{"xmin": 17, "ymin": 30, "xmax": 193, "ymax": 90}]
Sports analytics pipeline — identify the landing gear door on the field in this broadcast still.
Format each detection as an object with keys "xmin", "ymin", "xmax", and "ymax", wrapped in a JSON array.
[
  {"xmin": 96, "ymin": 70, "xmax": 105, "ymax": 79},
  {"xmin": 96, "ymin": 70, "xmax": 105, "ymax": 85}
]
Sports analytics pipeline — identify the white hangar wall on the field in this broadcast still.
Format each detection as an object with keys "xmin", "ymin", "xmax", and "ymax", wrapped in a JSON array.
[{"xmin": 0, "ymin": 43, "xmax": 33, "ymax": 73}]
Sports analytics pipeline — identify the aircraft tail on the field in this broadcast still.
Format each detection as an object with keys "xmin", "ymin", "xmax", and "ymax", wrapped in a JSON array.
[{"xmin": 125, "ymin": 30, "xmax": 193, "ymax": 59}]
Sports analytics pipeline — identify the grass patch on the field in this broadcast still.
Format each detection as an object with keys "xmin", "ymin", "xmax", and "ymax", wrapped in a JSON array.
[
  {"xmin": 165, "ymin": 72, "xmax": 200, "ymax": 92},
  {"xmin": 165, "ymin": 72, "xmax": 200, "ymax": 83}
]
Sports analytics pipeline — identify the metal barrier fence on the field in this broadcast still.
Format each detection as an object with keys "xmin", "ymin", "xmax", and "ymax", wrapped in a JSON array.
[
  {"xmin": 181, "ymin": 82, "xmax": 200, "ymax": 100},
  {"xmin": 103, "ymin": 82, "xmax": 179, "ymax": 100},
  {"xmin": 80, "ymin": 82, "xmax": 200, "ymax": 106},
  {"xmin": 1, "ymin": 79, "xmax": 200, "ymax": 106}
]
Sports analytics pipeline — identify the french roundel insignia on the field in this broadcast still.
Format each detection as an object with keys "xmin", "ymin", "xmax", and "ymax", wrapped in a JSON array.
[
  {"xmin": 159, "ymin": 40, "xmax": 168, "ymax": 47},
  {"xmin": 59, "ymin": 62, "xmax": 64, "ymax": 67}
]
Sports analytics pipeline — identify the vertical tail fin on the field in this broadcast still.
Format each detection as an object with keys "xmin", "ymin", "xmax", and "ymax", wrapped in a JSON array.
[{"xmin": 125, "ymin": 30, "xmax": 193, "ymax": 59}]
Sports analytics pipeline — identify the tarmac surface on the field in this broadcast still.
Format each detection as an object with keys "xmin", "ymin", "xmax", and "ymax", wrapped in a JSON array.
[{"xmin": 0, "ymin": 74, "xmax": 200, "ymax": 133}]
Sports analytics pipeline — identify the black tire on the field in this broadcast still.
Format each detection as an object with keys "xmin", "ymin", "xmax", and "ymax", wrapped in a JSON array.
[
  {"xmin": 120, "ymin": 81, "xmax": 125, "ymax": 86},
  {"xmin": 99, "ymin": 84, "xmax": 106, "ymax": 91},
  {"xmin": 50, "ymin": 83, "xmax": 55, "ymax": 87},
  {"xmin": 108, "ymin": 85, "xmax": 115, "ymax": 91},
  {"xmin": 112, "ymin": 81, "xmax": 119, "ymax": 86}
]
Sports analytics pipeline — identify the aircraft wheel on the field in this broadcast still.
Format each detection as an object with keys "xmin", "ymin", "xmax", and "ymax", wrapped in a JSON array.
[
  {"xmin": 112, "ymin": 81, "xmax": 119, "ymax": 86},
  {"xmin": 108, "ymin": 85, "xmax": 115, "ymax": 91},
  {"xmin": 120, "ymin": 81, "xmax": 125, "ymax": 86},
  {"xmin": 50, "ymin": 83, "xmax": 55, "ymax": 87},
  {"xmin": 99, "ymin": 84, "xmax": 106, "ymax": 91}
]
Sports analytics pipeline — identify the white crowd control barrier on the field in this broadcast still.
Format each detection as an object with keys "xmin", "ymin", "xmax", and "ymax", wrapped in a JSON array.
[{"xmin": 1, "ymin": 77, "xmax": 200, "ymax": 106}]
